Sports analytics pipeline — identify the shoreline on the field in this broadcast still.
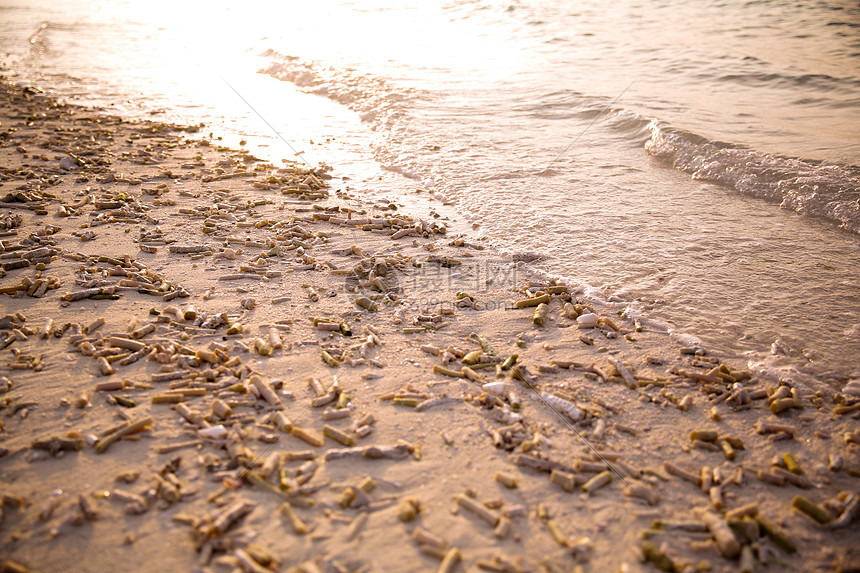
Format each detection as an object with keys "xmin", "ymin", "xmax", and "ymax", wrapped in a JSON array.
[
  {"xmin": 0, "ymin": 81, "xmax": 858, "ymax": 572},
  {"xmin": 13, "ymin": 67, "xmax": 860, "ymax": 392}
]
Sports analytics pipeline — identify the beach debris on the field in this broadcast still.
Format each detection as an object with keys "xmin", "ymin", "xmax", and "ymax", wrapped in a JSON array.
[
  {"xmin": 196, "ymin": 500, "xmax": 256, "ymax": 541},
  {"xmin": 695, "ymin": 508, "xmax": 740, "ymax": 558},
  {"xmin": 791, "ymin": 495, "xmax": 832, "ymax": 525},
  {"xmin": 95, "ymin": 417, "xmax": 153, "ymax": 454},
  {"xmin": 323, "ymin": 425, "xmax": 355, "ymax": 446},
  {"xmin": 438, "ymin": 547, "xmax": 461, "ymax": 573},
  {"xmin": 582, "ymin": 471, "xmax": 613, "ymax": 494},
  {"xmin": 829, "ymin": 494, "xmax": 859, "ymax": 529},
  {"xmin": 533, "ymin": 303, "xmax": 548, "ymax": 326},
  {"xmin": 624, "ymin": 481, "xmax": 660, "ymax": 505},
  {"xmin": 398, "ymin": 498, "xmax": 421, "ymax": 522},
  {"xmin": 539, "ymin": 393, "xmax": 583, "ymax": 423},
  {"xmin": 1, "ymin": 82, "xmax": 856, "ymax": 573},
  {"xmin": 549, "ymin": 470, "xmax": 579, "ymax": 493},
  {"xmin": 279, "ymin": 502, "xmax": 309, "ymax": 535},
  {"xmin": 754, "ymin": 515, "xmax": 797, "ymax": 553},
  {"xmin": 641, "ymin": 541, "xmax": 677, "ymax": 572},
  {"xmin": 455, "ymin": 493, "xmax": 499, "ymax": 527},
  {"xmin": 290, "ymin": 426, "xmax": 324, "ymax": 447},
  {"xmin": 663, "ymin": 462, "xmax": 699, "ymax": 486},
  {"xmin": 514, "ymin": 294, "xmax": 550, "ymax": 309},
  {"xmin": 31, "ymin": 435, "xmax": 84, "ymax": 456},
  {"xmin": 494, "ymin": 472, "xmax": 518, "ymax": 489},
  {"xmin": 576, "ymin": 313, "xmax": 599, "ymax": 328}
]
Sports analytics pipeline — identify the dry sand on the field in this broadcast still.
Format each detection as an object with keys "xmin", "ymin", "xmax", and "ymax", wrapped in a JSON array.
[{"xmin": 0, "ymin": 81, "xmax": 858, "ymax": 573}]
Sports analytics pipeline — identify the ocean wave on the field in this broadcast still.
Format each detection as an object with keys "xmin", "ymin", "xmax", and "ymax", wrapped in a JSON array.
[
  {"xmin": 716, "ymin": 71, "xmax": 860, "ymax": 90},
  {"xmin": 645, "ymin": 120, "xmax": 860, "ymax": 234},
  {"xmin": 261, "ymin": 50, "xmax": 860, "ymax": 237},
  {"xmin": 259, "ymin": 50, "xmax": 418, "ymax": 133}
]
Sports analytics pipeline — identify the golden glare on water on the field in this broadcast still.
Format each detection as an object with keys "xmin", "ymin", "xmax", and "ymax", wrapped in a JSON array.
[
  {"xmin": 62, "ymin": 0, "xmax": 531, "ymax": 168},
  {"xmin": 90, "ymin": 0, "xmax": 528, "ymax": 84}
]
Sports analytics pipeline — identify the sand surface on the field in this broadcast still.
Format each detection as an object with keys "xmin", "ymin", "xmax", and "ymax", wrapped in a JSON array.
[{"xmin": 0, "ymin": 82, "xmax": 858, "ymax": 573}]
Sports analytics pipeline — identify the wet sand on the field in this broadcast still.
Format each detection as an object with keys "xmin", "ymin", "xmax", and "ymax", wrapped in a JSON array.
[{"xmin": 0, "ymin": 81, "xmax": 858, "ymax": 573}]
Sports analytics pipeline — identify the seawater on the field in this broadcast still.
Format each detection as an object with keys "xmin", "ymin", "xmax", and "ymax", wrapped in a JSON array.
[{"xmin": 1, "ymin": 0, "xmax": 858, "ymax": 388}]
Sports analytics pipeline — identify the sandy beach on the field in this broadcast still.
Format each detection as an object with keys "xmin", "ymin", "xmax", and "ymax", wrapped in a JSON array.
[{"xmin": 0, "ymin": 81, "xmax": 858, "ymax": 573}]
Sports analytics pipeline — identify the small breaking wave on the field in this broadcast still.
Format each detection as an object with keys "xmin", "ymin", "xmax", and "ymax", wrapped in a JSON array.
[
  {"xmin": 261, "ymin": 50, "xmax": 860, "ymax": 237},
  {"xmin": 716, "ymin": 71, "xmax": 860, "ymax": 91},
  {"xmin": 645, "ymin": 120, "xmax": 860, "ymax": 234},
  {"xmin": 259, "ymin": 49, "xmax": 419, "ymax": 133}
]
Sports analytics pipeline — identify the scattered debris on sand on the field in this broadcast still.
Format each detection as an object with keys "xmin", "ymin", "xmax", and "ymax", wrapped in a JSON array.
[{"xmin": 0, "ymin": 81, "xmax": 857, "ymax": 572}]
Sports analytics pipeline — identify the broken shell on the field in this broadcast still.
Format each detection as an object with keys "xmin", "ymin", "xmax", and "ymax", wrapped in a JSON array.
[
  {"xmin": 540, "ymin": 393, "xmax": 583, "ymax": 422},
  {"xmin": 198, "ymin": 425, "xmax": 228, "ymax": 440},
  {"xmin": 576, "ymin": 313, "xmax": 598, "ymax": 328}
]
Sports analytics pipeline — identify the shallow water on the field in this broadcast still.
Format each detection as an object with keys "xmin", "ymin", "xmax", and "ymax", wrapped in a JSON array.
[{"xmin": 1, "ymin": 0, "xmax": 858, "ymax": 387}]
